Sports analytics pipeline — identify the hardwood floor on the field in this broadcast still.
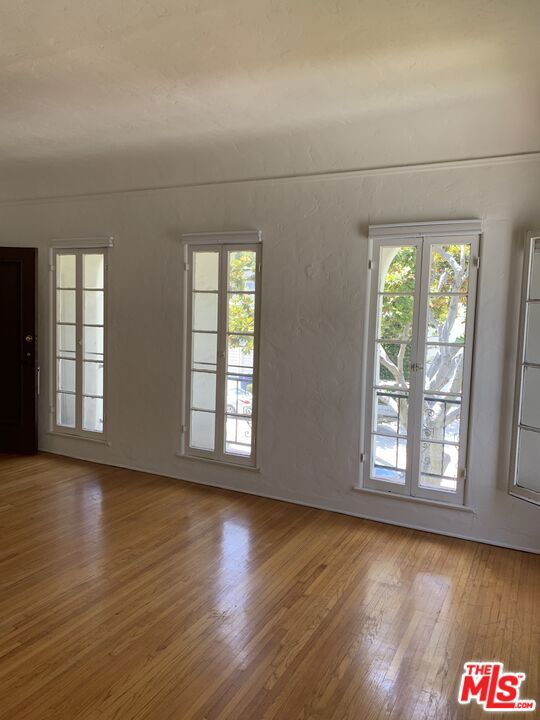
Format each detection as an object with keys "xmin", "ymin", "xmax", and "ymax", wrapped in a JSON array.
[{"xmin": 0, "ymin": 453, "xmax": 538, "ymax": 719}]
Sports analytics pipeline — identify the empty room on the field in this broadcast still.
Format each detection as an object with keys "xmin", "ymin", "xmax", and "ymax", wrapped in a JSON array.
[{"xmin": 1, "ymin": 0, "xmax": 539, "ymax": 718}]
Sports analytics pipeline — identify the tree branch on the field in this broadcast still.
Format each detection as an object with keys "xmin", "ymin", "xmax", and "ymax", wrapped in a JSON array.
[{"xmin": 379, "ymin": 346, "xmax": 406, "ymax": 386}]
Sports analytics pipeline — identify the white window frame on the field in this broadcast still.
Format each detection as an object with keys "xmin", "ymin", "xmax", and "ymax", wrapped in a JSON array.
[
  {"xmin": 49, "ymin": 237, "xmax": 112, "ymax": 440},
  {"xmin": 509, "ymin": 230, "xmax": 540, "ymax": 506},
  {"xmin": 359, "ymin": 220, "xmax": 481, "ymax": 505},
  {"xmin": 180, "ymin": 231, "xmax": 262, "ymax": 468}
]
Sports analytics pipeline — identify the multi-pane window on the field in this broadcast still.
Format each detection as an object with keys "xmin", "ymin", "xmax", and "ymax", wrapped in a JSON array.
[
  {"xmin": 362, "ymin": 222, "xmax": 480, "ymax": 504},
  {"xmin": 184, "ymin": 239, "xmax": 261, "ymax": 466},
  {"xmin": 510, "ymin": 232, "xmax": 540, "ymax": 505},
  {"xmin": 53, "ymin": 248, "xmax": 107, "ymax": 436}
]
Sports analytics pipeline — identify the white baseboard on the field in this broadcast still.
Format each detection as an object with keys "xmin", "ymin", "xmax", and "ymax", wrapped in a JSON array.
[{"xmin": 40, "ymin": 447, "xmax": 540, "ymax": 556}]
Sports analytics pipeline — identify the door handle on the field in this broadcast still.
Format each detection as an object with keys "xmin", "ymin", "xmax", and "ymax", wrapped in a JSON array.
[{"xmin": 23, "ymin": 333, "xmax": 35, "ymax": 363}]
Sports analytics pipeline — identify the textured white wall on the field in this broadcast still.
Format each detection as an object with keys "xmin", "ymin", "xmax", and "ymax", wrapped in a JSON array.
[{"xmin": 1, "ymin": 156, "xmax": 539, "ymax": 551}]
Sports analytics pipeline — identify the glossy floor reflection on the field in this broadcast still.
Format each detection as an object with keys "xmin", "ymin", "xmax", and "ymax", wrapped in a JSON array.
[{"xmin": 0, "ymin": 453, "xmax": 538, "ymax": 720}]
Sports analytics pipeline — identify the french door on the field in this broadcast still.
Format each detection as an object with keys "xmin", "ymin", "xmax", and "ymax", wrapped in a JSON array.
[
  {"xmin": 183, "ymin": 241, "xmax": 261, "ymax": 466},
  {"xmin": 363, "ymin": 229, "xmax": 480, "ymax": 504},
  {"xmin": 52, "ymin": 248, "xmax": 108, "ymax": 437}
]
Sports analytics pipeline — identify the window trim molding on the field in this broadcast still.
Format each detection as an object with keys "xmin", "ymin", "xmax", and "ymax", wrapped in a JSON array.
[
  {"xmin": 368, "ymin": 219, "xmax": 482, "ymax": 240},
  {"xmin": 179, "ymin": 231, "xmax": 262, "ymax": 467},
  {"xmin": 359, "ymin": 219, "xmax": 482, "ymax": 505},
  {"xmin": 49, "ymin": 246, "xmax": 110, "ymax": 441},
  {"xmin": 181, "ymin": 230, "xmax": 261, "ymax": 245},
  {"xmin": 49, "ymin": 236, "xmax": 114, "ymax": 249},
  {"xmin": 508, "ymin": 230, "xmax": 540, "ymax": 506}
]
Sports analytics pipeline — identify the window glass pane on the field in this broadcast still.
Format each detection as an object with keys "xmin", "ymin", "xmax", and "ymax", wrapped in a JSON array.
[
  {"xmin": 424, "ymin": 345, "xmax": 464, "ymax": 394},
  {"xmin": 193, "ymin": 252, "xmax": 219, "ymax": 291},
  {"xmin": 374, "ymin": 391, "xmax": 408, "ymax": 436},
  {"xmin": 525, "ymin": 304, "xmax": 540, "ymax": 364},
  {"xmin": 83, "ymin": 396, "xmax": 104, "ymax": 433},
  {"xmin": 421, "ymin": 441, "xmax": 443, "ymax": 477},
  {"xmin": 84, "ymin": 290, "xmax": 104, "ymax": 325},
  {"xmin": 84, "ymin": 362, "xmax": 104, "ymax": 397},
  {"xmin": 516, "ymin": 429, "xmax": 540, "ymax": 492},
  {"xmin": 193, "ymin": 292, "xmax": 218, "ymax": 331},
  {"xmin": 191, "ymin": 371, "xmax": 216, "ymax": 411},
  {"xmin": 83, "ymin": 254, "xmax": 104, "ymax": 289},
  {"xmin": 372, "ymin": 466, "xmax": 406, "ymax": 484},
  {"xmin": 378, "ymin": 246, "xmax": 416, "ymax": 293},
  {"xmin": 57, "ymin": 325, "xmax": 76, "ymax": 359},
  {"xmin": 529, "ymin": 248, "xmax": 540, "ymax": 300},
  {"xmin": 419, "ymin": 441, "xmax": 458, "ymax": 492},
  {"xmin": 375, "ymin": 342, "xmax": 410, "ymax": 387},
  {"xmin": 192, "ymin": 332, "xmax": 217, "ymax": 371},
  {"xmin": 57, "ymin": 359, "xmax": 76, "ymax": 393},
  {"xmin": 57, "ymin": 393, "xmax": 76, "ymax": 428},
  {"xmin": 419, "ymin": 474, "xmax": 458, "ymax": 493},
  {"xmin": 190, "ymin": 410, "xmax": 215, "ymax": 450},
  {"xmin": 430, "ymin": 244, "xmax": 470, "ymax": 293},
  {"xmin": 422, "ymin": 395, "xmax": 461, "ymax": 443},
  {"xmin": 371, "ymin": 434, "xmax": 407, "ymax": 484},
  {"xmin": 226, "ymin": 376, "xmax": 253, "ymax": 416},
  {"xmin": 226, "ymin": 416, "xmax": 252, "ymax": 456},
  {"xmin": 378, "ymin": 295, "xmax": 414, "ymax": 340},
  {"xmin": 227, "ymin": 293, "xmax": 255, "ymax": 334},
  {"xmin": 227, "ymin": 335, "xmax": 254, "ymax": 375},
  {"xmin": 84, "ymin": 326, "xmax": 104, "ymax": 361},
  {"xmin": 57, "ymin": 290, "xmax": 76, "ymax": 323},
  {"xmin": 57, "ymin": 255, "xmax": 76, "ymax": 288},
  {"xmin": 228, "ymin": 250, "xmax": 256, "ymax": 291},
  {"xmin": 427, "ymin": 295, "xmax": 467, "ymax": 343},
  {"xmin": 521, "ymin": 366, "xmax": 540, "ymax": 428}
]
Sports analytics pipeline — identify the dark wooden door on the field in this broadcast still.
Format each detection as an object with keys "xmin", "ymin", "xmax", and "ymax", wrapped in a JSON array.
[{"xmin": 0, "ymin": 247, "xmax": 37, "ymax": 453}]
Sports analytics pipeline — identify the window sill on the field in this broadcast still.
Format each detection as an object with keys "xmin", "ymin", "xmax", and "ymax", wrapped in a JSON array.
[
  {"xmin": 46, "ymin": 430, "xmax": 110, "ymax": 446},
  {"xmin": 509, "ymin": 488, "xmax": 540, "ymax": 507},
  {"xmin": 176, "ymin": 452, "xmax": 260, "ymax": 473},
  {"xmin": 352, "ymin": 485, "xmax": 475, "ymax": 513}
]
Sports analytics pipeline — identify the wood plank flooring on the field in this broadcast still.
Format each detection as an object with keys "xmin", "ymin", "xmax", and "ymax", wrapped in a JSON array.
[{"xmin": 0, "ymin": 453, "xmax": 539, "ymax": 719}]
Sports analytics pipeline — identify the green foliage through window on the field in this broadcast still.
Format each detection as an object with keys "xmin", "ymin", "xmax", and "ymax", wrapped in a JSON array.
[{"xmin": 228, "ymin": 251, "xmax": 256, "ymax": 354}]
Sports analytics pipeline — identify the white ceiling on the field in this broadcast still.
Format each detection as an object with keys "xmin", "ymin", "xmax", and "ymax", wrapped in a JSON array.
[{"xmin": 1, "ymin": 0, "xmax": 539, "ymax": 193}]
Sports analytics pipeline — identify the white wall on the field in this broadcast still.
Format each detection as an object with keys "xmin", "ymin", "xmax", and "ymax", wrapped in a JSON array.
[{"xmin": 1, "ymin": 155, "xmax": 539, "ymax": 552}]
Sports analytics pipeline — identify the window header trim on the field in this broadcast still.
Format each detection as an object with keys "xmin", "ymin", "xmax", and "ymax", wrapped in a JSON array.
[
  {"xmin": 368, "ymin": 220, "xmax": 482, "ymax": 240},
  {"xmin": 50, "ymin": 236, "xmax": 114, "ymax": 249},
  {"xmin": 181, "ymin": 230, "xmax": 261, "ymax": 245}
]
